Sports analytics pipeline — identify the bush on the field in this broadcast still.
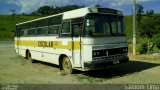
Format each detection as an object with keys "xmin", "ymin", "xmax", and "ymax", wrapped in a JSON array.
[
  {"xmin": 152, "ymin": 33, "xmax": 160, "ymax": 49},
  {"xmin": 137, "ymin": 38, "xmax": 148, "ymax": 54},
  {"xmin": 138, "ymin": 16, "xmax": 160, "ymax": 38}
]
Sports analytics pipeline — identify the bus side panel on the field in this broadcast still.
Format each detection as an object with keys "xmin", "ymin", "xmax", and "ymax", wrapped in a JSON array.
[
  {"xmin": 15, "ymin": 38, "xmax": 23, "ymax": 57},
  {"xmin": 42, "ymin": 46, "xmax": 73, "ymax": 66},
  {"xmin": 14, "ymin": 37, "xmax": 19, "ymax": 53},
  {"xmin": 83, "ymin": 45, "xmax": 92, "ymax": 62},
  {"xmin": 30, "ymin": 47, "xmax": 43, "ymax": 61},
  {"xmin": 73, "ymin": 51, "xmax": 81, "ymax": 67},
  {"xmin": 19, "ymin": 46, "xmax": 26, "ymax": 57},
  {"xmin": 43, "ymin": 48, "xmax": 60, "ymax": 65}
]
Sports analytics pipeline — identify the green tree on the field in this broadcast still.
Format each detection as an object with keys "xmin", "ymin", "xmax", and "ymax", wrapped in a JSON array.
[
  {"xmin": 37, "ymin": 6, "xmax": 54, "ymax": 15},
  {"xmin": 10, "ymin": 9, "xmax": 16, "ymax": 18},
  {"xmin": 136, "ymin": 4, "xmax": 144, "ymax": 25},
  {"xmin": 35, "ymin": 5, "xmax": 82, "ymax": 15},
  {"xmin": 137, "ymin": 9, "xmax": 160, "ymax": 53},
  {"xmin": 139, "ymin": 15, "xmax": 160, "ymax": 38},
  {"xmin": 152, "ymin": 33, "xmax": 160, "ymax": 49},
  {"xmin": 95, "ymin": 5, "xmax": 101, "ymax": 7},
  {"xmin": 146, "ymin": 9, "xmax": 154, "ymax": 17}
]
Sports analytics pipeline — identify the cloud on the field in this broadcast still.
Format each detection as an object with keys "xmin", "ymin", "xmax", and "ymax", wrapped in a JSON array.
[
  {"xmin": 107, "ymin": 0, "xmax": 152, "ymax": 6},
  {"xmin": 2, "ymin": 0, "xmax": 155, "ymax": 14}
]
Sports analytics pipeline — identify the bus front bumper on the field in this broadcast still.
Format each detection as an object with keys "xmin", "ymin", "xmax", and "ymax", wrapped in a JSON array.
[{"xmin": 84, "ymin": 57, "xmax": 129, "ymax": 70}]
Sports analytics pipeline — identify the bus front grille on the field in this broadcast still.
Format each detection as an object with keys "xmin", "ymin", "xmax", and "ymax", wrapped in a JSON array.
[
  {"xmin": 92, "ymin": 47, "xmax": 128, "ymax": 61},
  {"xmin": 93, "ymin": 53, "xmax": 127, "ymax": 61}
]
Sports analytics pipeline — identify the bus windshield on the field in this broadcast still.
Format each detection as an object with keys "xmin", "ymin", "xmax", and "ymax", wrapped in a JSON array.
[{"xmin": 84, "ymin": 13, "xmax": 125, "ymax": 37}]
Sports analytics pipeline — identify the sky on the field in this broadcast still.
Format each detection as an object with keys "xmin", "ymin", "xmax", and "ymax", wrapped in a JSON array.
[{"xmin": 0, "ymin": 0, "xmax": 160, "ymax": 15}]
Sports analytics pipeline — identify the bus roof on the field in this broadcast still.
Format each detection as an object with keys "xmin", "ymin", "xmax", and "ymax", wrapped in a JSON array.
[
  {"xmin": 16, "ymin": 7, "xmax": 123, "ymax": 26},
  {"xmin": 16, "ymin": 13, "xmax": 63, "ymax": 25}
]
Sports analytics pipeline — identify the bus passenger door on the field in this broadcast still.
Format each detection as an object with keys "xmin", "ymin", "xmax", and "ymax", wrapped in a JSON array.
[{"xmin": 72, "ymin": 23, "xmax": 83, "ymax": 67}]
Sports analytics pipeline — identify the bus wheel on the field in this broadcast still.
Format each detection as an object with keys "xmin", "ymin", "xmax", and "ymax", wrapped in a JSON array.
[
  {"xmin": 62, "ymin": 56, "xmax": 73, "ymax": 74},
  {"xmin": 27, "ymin": 51, "xmax": 33, "ymax": 63}
]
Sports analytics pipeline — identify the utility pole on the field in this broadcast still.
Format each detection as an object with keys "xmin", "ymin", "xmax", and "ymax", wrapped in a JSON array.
[{"xmin": 133, "ymin": 0, "xmax": 136, "ymax": 55}]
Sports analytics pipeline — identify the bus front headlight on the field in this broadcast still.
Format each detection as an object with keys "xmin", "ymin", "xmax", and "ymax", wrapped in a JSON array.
[
  {"xmin": 97, "ymin": 51, "xmax": 100, "ymax": 56},
  {"xmin": 93, "ymin": 52, "xmax": 97, "ymax": 56},
  {"xmin": 93, "ymin": 51, "xmax": 100, "ymax": 57},
  {"xmin": 123, "ymin": 48, "xmax": 128, "ymax": 53}
]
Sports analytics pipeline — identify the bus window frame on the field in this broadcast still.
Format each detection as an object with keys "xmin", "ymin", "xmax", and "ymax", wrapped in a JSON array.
[
  {"xmin": 48, "ymin": 25, "xmax": 61, "ymax": 36},
  {"xmin": 36, "ymin": 26, "xmax": 48, "ymax": 36},
  {"xmin": 84, "ymin": 13, "xmax": 125, "ymax": 37},
  {"xmin": 27, "ymin": 28, "xmax": 37, "ymax": 36},
  {"xmin": 15, "ymin": 26, "xmax": 21, "ymax": 37},
  {"xmin": 72, "ymin": 22, "xmax": 84, "ymax": 38},
  {"xmin": 71, "ymin": 17, "xmax": 84, "ymax": 38},
  {"xmin": 60, "ymin": 20, "xmax": 71, "ymax": 37}
]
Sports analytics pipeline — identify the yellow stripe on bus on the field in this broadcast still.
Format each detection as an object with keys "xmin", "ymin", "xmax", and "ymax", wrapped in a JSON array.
[{"xmin": 15, "ymin": 40, "xmax": 82, "ymax": 50}]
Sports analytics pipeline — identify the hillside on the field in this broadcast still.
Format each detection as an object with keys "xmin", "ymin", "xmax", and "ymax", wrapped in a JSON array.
[
  {"xmin": 0, "ymin": 15, "xmax": 133, "ymax": 41},
  {"xmin": 0, "ymin": 15, "xmax": 42, "ymax": 40},
  {"xmin": 124, "ymin": 16, "xmax": 133, "ymax": 42}
]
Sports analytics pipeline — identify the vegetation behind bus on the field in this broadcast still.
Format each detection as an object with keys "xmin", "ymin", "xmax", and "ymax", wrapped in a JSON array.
[
  {"xmin": 0, "ymin": 15, "xmax": 42, "ymax": 40},
  {"xmin": 126, "ymin": 4, "xmax": 160, "ymax": 54}
]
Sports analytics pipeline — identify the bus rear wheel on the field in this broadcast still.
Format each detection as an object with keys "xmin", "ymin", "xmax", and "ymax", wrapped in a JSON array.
[
  {"xmin": 61, "ymin": 56, "xmax": 73, "ymax": 74},
  {"xmin": 27, "ymin": 51, "xmax": 33, "ymax": 63}
]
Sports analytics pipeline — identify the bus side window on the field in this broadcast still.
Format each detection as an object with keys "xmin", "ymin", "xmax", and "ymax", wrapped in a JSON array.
[
  {"xmin": 37, "ymin": 28, "xmax": 42, "ymax": 35},
  {"xmin": 48, "ymin": 25, "xmax": 59, "ymax": 35},
  {"xmin": 72, "ymin": 23, "xmax": 82, "ymax": 37},
  {"xmin": 24, "ymin": 30, "xmax": 28, "ymax": 36},
  {"xmin": 25, "ymin": 28, "xmax": 35, "ymax": 36},
  {"xmin": 20, "ymin": 30, "xmax": 24, "ymax": 36},
  {"xmin": 61, "ymin": 21, "xmax": 71, "ymax": 37},
  {"xmin": 54, "ymin": 26, "xmax": 59, "ymax": 34},
  {"xmin": 16, "ymin": 27, "xmax": 21, "ymax": 37},
  {"xmin": 41, "ymin": 27, "xmax": 48, "ymax": 35},
  {"xmin": 27, "ymin": 29, "xmax": 32, "ymax": 35}
]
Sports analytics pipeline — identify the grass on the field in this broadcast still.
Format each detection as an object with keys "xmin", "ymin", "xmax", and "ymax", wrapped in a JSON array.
[
  {"xmin": 129, "ymin": 53, "xmax": 160, "ymax": 61},
  {"xmin": 0, "ymin": 15, "xmax": 42, "ymax": 41},
  {"xmin": 128, "ymin": 43, "xmax": 160, "ymax": 61},
  {"xmin": 124, "ymin": 16, "xmax": 133, "ymax": 42},
  {"xmin": 76, "ymin": 74, "xmax": 104, "ymax": 84}
]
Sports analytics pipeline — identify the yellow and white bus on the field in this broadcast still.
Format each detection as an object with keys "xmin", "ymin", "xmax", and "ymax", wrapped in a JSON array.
[{"xmin": 15, "ymin": 7, "xmax": 129, "ymax": 74}]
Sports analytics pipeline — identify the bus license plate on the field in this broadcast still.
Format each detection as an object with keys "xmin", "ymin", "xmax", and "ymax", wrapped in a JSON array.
[{"xmin": 113, "ymin": 61, "xmax": 119, "ymax": 64}]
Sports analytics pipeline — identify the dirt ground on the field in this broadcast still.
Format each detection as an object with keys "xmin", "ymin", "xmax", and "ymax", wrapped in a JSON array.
[{"xmin": 0, "ymin": 41, "xmax": 160, "ymax": 84}]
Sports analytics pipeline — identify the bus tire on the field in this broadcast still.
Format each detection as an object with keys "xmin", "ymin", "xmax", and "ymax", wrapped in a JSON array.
[
  {"xmin": 61, "ymin": 56, "xmax": 73, "ymax": 74},
  {"xmin": 27, "ymin": 50, "xmax": 33, "ymax": 63}
]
